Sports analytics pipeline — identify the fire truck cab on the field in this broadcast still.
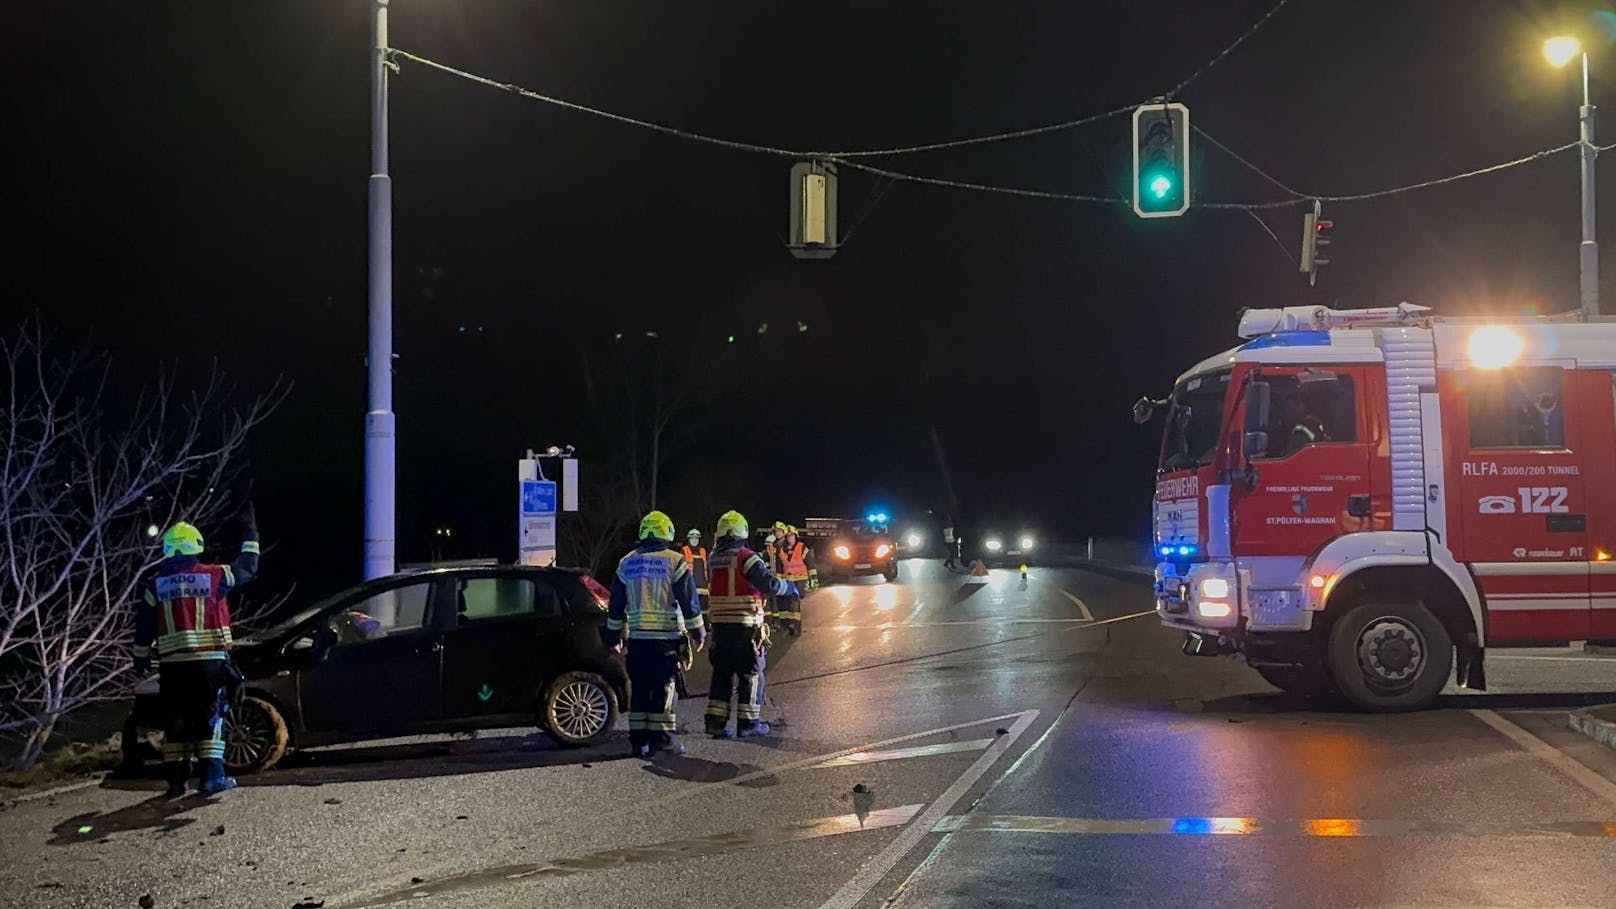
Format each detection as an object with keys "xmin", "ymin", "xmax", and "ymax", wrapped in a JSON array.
[{"xmin": 1139, "ymin": 304, "xmax": 1616, "ymax": 710}]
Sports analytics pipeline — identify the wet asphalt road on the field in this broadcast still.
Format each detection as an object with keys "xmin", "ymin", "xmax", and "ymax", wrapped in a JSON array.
[{"xmin": 3, "ymin": 560, "xmax": 1616, "ymax": 909}]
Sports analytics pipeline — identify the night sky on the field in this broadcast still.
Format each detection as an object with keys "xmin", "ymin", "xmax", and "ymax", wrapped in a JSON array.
[{"xmin": 4, "ymin": 0, "xmax": 1610, "ymax": 597}]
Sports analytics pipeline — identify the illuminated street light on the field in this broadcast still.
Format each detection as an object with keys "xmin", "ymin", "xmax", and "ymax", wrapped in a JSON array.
[
  {"xmin": 1544, "ymin": 36, "xmax": 1581, "ymax": 68},
  {"xmin": 1541, "ymin": 34, "xmax": 1599, "ymax": 318}
]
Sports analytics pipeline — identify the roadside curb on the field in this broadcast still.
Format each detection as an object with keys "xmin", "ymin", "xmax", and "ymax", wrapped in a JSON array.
[{"xmin": 1568, "ymin": 706, "xmax": 1616, "ymax": 752}]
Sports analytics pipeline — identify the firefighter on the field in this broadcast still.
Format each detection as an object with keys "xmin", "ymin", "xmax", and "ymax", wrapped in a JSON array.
[
  {"xmin": 704, "ymin": 510, "xmax": 797, "ymax": 738},
  {"xmin": 133, "ymin": 504, "xmax": 260, "ymax": 797},
  {"xmin": 1281, "ymin": 393, "xmax": 1329, "ymax": 456},
  {"xmin": 604, "ymin": 510, "xmax": 705, "ymax": 757},
  {"xmin": 775, "ymin": 525, "xmax": 812, "ymax": 635},
  {"xmin": 762, "ymin": 523, "xmax": 786, "ymax": 627},
  {"xmin": 681, "ymin": 529, "xmax": 710, "ymax": 602}
]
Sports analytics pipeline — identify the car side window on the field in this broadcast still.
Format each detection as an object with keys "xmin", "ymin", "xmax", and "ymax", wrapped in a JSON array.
[
  {"xmin": 456, "ymin": 577, "xmax": 557, "ymax": 624},
  {"xmin": 328, "ymin": 583, "xmax": 433, "ymax": 645}
]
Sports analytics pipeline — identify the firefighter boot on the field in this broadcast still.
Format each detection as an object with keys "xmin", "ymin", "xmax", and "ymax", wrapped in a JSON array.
[
  {"xmin": 163, "ymin": 758, "xmax": 193, "ymax": 799},
  {"xmin": 197, "ymin": 759, "xmax": 237, "ymax": 796},
  {"xmin": 737, "ymin": 721, "xmax": 772, "ymax": 738}
]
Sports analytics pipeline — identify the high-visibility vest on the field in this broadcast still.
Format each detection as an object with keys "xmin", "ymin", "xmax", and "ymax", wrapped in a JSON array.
[
  {"xmin": 609, "ymin": 548, "xmax": 695, "ymax": 640},
  {"xmin": 143, "ymin": 565, "xmax": 235, "ymax": 662},
  {"xmin": 707, "ymin": 546, "xmax": 768, "ymax": 625},
  {"xmin": 681, "ymin": 545, "xmax": 709, "ymax": 591},
  {"xmin": 779, "ymin": 541, "xmax": 809, "ymax": 581}
]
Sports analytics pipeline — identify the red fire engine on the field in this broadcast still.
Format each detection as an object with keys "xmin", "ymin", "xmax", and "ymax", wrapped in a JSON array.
[{"xmin": 1137, "ymin": 304, "xmax": 1616, "ymax": 710}]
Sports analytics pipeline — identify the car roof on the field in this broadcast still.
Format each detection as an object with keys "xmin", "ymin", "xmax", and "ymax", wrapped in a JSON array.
[{"xmin": 376, "ymin": 564, "xmax": 587, "ymax": 585}]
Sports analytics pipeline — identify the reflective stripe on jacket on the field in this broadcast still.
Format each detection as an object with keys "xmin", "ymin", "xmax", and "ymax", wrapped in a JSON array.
[{"xmin": 608, "ymin": 543, "xmax": 704, "ymax": 640}]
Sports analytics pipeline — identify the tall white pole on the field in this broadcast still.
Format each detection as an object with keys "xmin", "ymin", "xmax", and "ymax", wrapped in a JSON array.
[
  {"xmin": 1579, "ymin": 51, "xmax": 1600, "ymax": 319},
  {"xmin": 365, "ymin": 0, "xmax": 397, "ymax": 580}
]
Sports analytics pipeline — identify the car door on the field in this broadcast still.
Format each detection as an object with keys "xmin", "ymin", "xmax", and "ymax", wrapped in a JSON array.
[
  {"xmin": 439, "ymin": 573, "xmax": 567, "ymax": 722},
  {"xmin": 1233, "ymin": 367, "xmax": 1373, "ymax": 557},
  {"xmin": 296, "ymin": 578, "xmax": 446, "ymax": 734}
]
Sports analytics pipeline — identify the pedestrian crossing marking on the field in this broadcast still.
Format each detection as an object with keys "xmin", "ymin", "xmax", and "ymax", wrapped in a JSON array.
[{"xmin": 931, "ymin": 814, "xmax": 1616, "ymax": 838}]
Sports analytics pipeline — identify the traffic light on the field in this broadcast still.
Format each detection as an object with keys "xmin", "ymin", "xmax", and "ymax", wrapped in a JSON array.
[
  {"xmin": 1300, "ymin": 200, "xmax": 1333, "ymax": 285},
  {"xmin": 788, "ymin": 160, "xmax": 839, "ymax": 260},
  {"xmin": 1131, "ymin": 103, "xmax": 1190, "ymax": 218}
]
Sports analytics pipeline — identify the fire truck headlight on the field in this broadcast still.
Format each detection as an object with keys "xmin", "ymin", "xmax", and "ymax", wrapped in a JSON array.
[
  {"xmin": 1018, "ymin": 535, "xmax": 1036, "ymax": 551},
  {"xmin": 874, "ymin": 544, "xmax": 892, "ymax": 559},
  {"xmin": 1468, "ymin": 326, "xmax": 1524, "ymax": 369},
  {"xmin": 1199, "ymin": 578, "xmax": 1231, "ymax": 599},
  {"xmin": 833, "ymin": 545, "xmax": 851, "ymax": 560},
  {"xmin": 1197, "ymin": 600, "xmax": 1233, "ymax": 619},
  {"xmin": 906, "ymin": 532, "xmax": 922, "ymax": 547}
]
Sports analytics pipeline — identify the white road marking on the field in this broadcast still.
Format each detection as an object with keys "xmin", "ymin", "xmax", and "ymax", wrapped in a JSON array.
[
  {"xmin": 828, "ymin": 618, "xmax": 1093, "ymax": 631},
  {"xmin": 1063, "ymin": 608, "xmax": 1157, "ymax": 631},
  {"xmin": 816, "ymin": 709, "xmax": 1040, "ymax": 909},
  {"xmin": 1057, "ymin": 590, "xmax": 1095, "ymax": 622},
  {"xmin": 1488, "ymin": 654, "xmax": 1616, "ymax": 663},
  {"xmin": 1469, "ymin": 708, "xmax": 1616, "ymax": 808},
  {"xmin": 814, "ymin": 739, "xmax": 994, "ymax": 768},
  {"xmin": 0, "ymin": 776, "xmax": 104, "ymax": 807}
]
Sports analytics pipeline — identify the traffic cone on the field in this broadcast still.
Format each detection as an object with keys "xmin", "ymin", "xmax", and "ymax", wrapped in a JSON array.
[{"xmin": 967, "ymin": 560, "xmax": 989, "ymax": 581}]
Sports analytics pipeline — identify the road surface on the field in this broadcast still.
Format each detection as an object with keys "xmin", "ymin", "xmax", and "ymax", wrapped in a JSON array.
[{"xmin": 3, "ymin": 560, "xmax": 1615, "ymax": 908}]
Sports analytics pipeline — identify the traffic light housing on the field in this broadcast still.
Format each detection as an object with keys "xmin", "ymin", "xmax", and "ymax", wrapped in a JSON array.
[
  {"xmin": 1300, "ymin": 200, "xmax": 1333, "ymax": 285},
  {"xmin": 1132, "ymin": 103, "xmax": 1190, "ymax": 219}
]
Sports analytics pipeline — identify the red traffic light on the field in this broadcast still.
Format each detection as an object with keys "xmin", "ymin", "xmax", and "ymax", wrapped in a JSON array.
[{"xmin": 1315, "ymin": 220, "xmax": 1335, "ymax": 232}]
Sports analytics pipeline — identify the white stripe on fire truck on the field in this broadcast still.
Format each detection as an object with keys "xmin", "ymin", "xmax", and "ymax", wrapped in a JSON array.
[{"xmin": 1472, "ymin": 561, "xmax": 1591, "ymax": 576}]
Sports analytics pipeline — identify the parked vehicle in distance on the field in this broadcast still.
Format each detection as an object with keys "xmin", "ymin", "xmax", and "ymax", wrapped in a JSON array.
[{"xmin": 124, "ymin": 565, "xmax": 628, "ymax": 774}]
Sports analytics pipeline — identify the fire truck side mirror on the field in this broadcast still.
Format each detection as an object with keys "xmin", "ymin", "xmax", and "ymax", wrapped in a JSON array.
[{"xmin": 1243, "ymin": 380, "xmax": 1272, "ymax": 458}]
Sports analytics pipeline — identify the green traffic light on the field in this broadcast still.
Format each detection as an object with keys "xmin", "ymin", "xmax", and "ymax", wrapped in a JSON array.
[{"xmin": 1149, "ymin": 175, "xmax": 1172, "ymax": 199}]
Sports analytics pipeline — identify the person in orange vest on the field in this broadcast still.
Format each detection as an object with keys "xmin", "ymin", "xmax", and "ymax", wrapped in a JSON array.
[
  {"xmin": 681, "ymin": 529, "xmax": 710, "ymax": 603},
  {"xmin": 775, "ymin": 525, "xmax": 812, "ymax": 635}
]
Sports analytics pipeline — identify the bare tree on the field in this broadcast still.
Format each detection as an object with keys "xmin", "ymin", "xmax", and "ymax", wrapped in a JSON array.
[
  {"xmin": 0, "ymin": 321, "xmax": 284, "ymax": 769},
  {"xmin": 558, "ymin": 473, "xmax": 639, "ymax": 577}
]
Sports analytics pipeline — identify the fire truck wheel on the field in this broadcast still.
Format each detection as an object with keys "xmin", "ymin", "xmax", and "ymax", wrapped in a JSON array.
[
  {"xmin": 1254, "ymin": 664, "xmax": 1335, "ymax": 698},
  {"xmin": 1325, "ymin": 596, "xmax": 1453, "ymax": 712}
]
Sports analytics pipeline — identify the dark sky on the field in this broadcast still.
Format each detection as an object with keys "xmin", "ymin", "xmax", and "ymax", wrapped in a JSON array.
[{"xmin": 4, "ymin": 1, "xmax": 1609, "ymax": 596}]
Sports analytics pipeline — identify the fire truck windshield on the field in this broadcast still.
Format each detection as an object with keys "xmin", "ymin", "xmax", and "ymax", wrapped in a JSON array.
[{"xmin": 1160, "ymin": 370, "xmax": 1231, "ymax": 472}]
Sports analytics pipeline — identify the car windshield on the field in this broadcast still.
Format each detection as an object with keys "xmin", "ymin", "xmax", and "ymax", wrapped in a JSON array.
[
  {"xmin": 1160, "ymin": 369, "xmax": 1231, "ymax": 472},
  {"xmin": 848, "ymin": 522, "xmax": 888, "ymax": 538}
]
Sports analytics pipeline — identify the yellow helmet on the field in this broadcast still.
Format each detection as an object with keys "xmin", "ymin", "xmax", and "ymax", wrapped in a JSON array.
[
  {"xmin": 162, "ymin": 522, "xmax": 205, "ymax": 558},
  {"xmin": 715, "ymin": 510, "xmax": 749, "ymax": 539},
  {"xmin": 786, "ymin": 524, "xmax": 799, "ymax": 536},
  {"xmin": 639, "ymin": 510, "xmax": 675, "ymax": 541}
]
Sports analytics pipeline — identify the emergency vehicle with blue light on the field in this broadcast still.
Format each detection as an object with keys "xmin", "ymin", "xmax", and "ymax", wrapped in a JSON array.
[{"xmin": 1136, "ymin": 304, "xmax": 1616, "ymax": 710}]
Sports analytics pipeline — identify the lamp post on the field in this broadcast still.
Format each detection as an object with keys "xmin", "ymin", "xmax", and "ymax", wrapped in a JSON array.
[
  {"xmin": 1545, "ymin": 36, "xmax": 1599, "ymax": 318},
  {"xmin": 365, "ymin": 0, "xmax": 396, "ymax": 579}
]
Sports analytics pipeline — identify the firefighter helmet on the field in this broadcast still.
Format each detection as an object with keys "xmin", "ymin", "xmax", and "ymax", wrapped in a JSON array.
[
  {"xmin": 716, "ymin": 510, "xmax": 749, "ymax": 539},
  {"xmin": 162, "ymin": 522, "xmax": 205, "ymax": 558},
  {"xmin": 639, "ymin": 510, "xmax": 675, "ymax": 542},
  {"xmin": 686, "ymin": 528, "xmax": 702, "ymax": 541}
]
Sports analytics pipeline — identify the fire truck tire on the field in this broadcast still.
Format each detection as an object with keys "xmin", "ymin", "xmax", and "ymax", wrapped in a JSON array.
[
  {"xmin": 1325, "ymin": 596, "xmax": 1453, "ymax": 712},
  {"xmin": 1254, "ymin": 664, "xmax": 1336, "ymax": 698}
]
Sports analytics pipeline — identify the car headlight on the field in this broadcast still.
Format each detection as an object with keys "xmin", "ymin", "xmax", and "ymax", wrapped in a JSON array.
[
  {"xmin": 874, "ymin": 544, "xmax": 892, "ymax": 558},
  {"xmin": 834, "ymin": 544, "xmax": 851, "ymax": 560},
  {"xmin": 985, "ymin": 538, "xmax": 1003, "ymax": 552},
  {"xmin": 905, "ymin": 532, "xmax": 922, "ymax": 547},
  {"xmin": 1018, "ymin": 535, "xmax": 1035, "ymax": 550}
]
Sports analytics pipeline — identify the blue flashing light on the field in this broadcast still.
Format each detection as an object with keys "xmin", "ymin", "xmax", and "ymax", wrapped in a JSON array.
[
  {"xmin": 1240, "ymin": 330, "xmax": 1330, "ymax": 350},
  {"xmin": 1172, "ymin": 817, "xmax": 1213, "ymax": 835},
  {"xmin": 1160, "ymin": 543, "xmax": 1199, "ymax": 559}
]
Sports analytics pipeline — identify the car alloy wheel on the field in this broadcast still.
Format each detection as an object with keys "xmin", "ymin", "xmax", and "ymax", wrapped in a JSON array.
[
  {"xmin": 551, "ymin": 678, "xmax": 611, "ymax": 741},
  {"xmin": 222, "ymin": 696, "xmax": 289, "ymax": 774}
]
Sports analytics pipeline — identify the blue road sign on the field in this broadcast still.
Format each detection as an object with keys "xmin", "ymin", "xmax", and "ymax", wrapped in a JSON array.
[{"xmin": 521, "ymin": 480, "xmax": 557, "ymax": 516}]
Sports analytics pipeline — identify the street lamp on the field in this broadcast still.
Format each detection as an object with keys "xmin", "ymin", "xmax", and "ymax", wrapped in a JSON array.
[
  {"xmin": 366, "ymin": 0, "xmax": 396, "ymax": 580},
  {"xmin": 1544, "ymin": 35, "xmax": 1600, "ymax": 318}
]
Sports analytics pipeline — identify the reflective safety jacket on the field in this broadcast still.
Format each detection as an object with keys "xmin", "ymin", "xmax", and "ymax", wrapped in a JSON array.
[
  {"xmin": 608, "ymin": 540, "xmax": 703, "ymax": 640},
  {"xmin": 133, "ymin": 539, "xmax": 260, "ymax": 664},
  {"xmin": 681, "ymin": 545, "xmax": 710, "ymax": 593},
  {"xmin": 707, "ymin": 540, "xmax": 793, "ymax": 625},
  {"xmin": 778, "ymin": 540, "xmax": 811, "ymax": 581}
]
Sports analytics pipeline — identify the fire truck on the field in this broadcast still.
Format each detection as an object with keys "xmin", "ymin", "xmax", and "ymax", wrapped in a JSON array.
[{"xmin": 1136, "ymin": 304, "xmax": 1616, "ymax": 710}]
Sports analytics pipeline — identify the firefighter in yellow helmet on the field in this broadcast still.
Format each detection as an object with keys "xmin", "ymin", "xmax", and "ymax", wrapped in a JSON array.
[
  {"xmin": 763, "ymin": 521, "xmax": 788, "ymax": 628},
  {"xmin": 604, "ymin": 510, "xmax": 705, "ymax": 757},
  {"xmin": 703, "ymin": 510, "xmax": 796, "ymax": 737},
  {"xmin": 774, "ymin": 524, "xmax": 812, "ymax": 635}
]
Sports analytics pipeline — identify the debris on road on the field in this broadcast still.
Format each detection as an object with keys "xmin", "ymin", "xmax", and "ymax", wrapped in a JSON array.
[
  {"xmin": 138, "ymin": 895, "xmax": 155, "ymax": 909},
  {"xmin": 210, "ymin": 824, "xmax": 225, "ymax": 836}
]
